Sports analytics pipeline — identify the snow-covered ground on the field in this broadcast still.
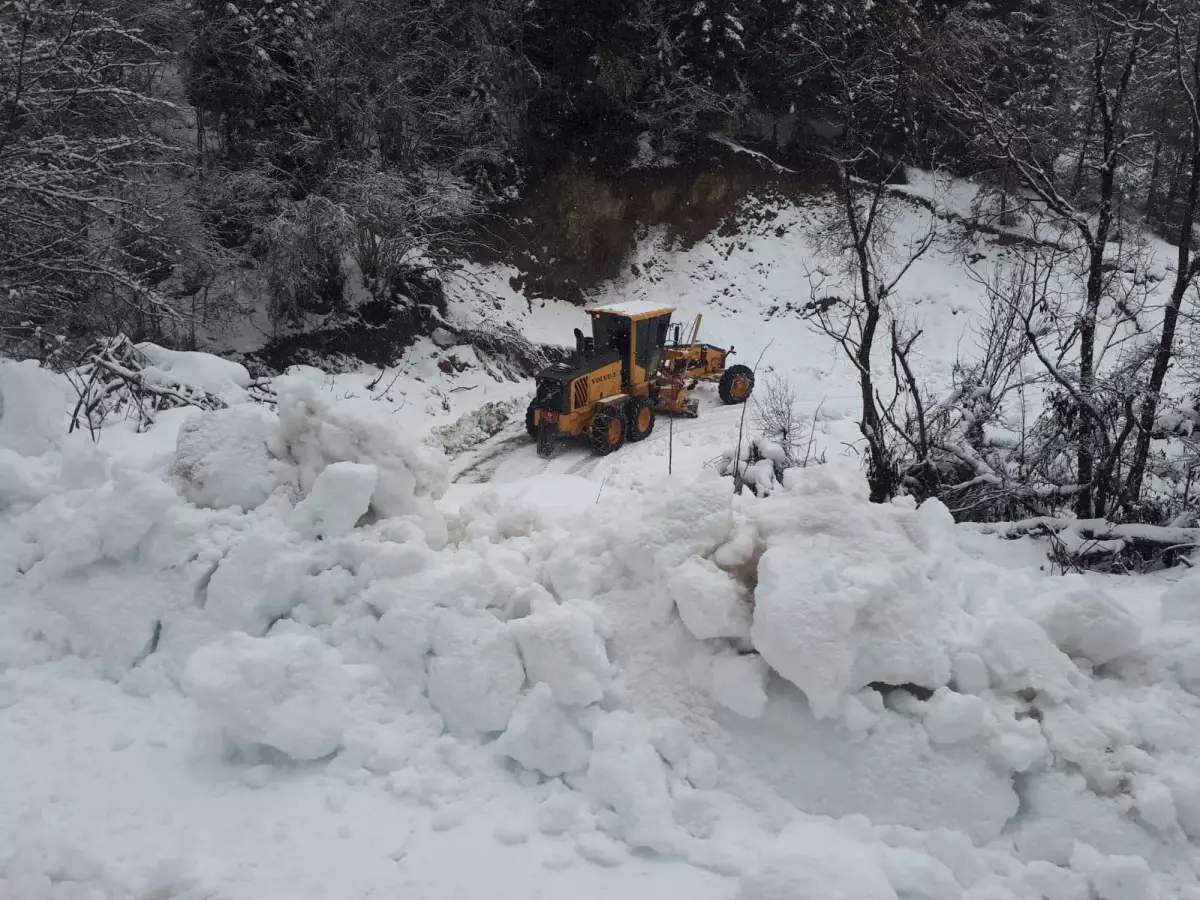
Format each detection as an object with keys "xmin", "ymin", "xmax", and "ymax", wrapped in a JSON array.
[{"xmin": 3, "ymin": 178, "xmax": 1200, "ymax": 900}]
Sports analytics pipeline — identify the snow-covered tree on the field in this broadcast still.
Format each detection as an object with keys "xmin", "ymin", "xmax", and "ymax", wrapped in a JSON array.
[{"xmin": 0, "ymin": 0, "xmax": 233, "ymax": 350}]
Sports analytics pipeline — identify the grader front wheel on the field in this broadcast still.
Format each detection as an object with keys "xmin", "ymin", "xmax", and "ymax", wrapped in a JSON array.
[{"xmin": 718, "ymin": 364, "xmax": 755, "ymax": 405}]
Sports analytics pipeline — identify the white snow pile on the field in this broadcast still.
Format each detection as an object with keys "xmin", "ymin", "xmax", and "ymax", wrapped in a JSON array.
[{"xmin": 4, "ymin": 354, "xmax": 1200, "ymax": 899}]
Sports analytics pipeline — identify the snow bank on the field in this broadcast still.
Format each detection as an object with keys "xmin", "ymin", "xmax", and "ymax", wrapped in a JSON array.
[{"xmin": 4, "ymin": 362, "xmax": 1199, "ymax": 898}]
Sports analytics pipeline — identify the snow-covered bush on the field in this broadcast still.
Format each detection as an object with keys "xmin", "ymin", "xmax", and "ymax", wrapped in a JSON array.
[
  {"xmin": 64, "ymin": 337, "xmax": 275, "ymax": 437},
  {"xmin": 719, "ymin": 436, "xmax": 790, "ymax": 496}
]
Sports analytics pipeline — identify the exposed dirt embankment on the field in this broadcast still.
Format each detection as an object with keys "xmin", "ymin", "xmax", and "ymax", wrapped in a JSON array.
[
  {"xmin": 245, "ymin": 141, "xmax": 831, "ymax": 373},
  {"xmin": 476, "ymin": 141, "xmax": 833, "ymax": 304}
]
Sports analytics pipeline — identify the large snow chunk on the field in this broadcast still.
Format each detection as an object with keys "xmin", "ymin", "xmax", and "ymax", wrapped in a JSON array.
[
  {"xmin": 184, "ymin": 632, "xmax": 351, "ymax": 760},
  {"xmin": 747, "ymin": 465, "xmax": 955, "ymax": 718},
  {"xmin": 291, "ymin": 461, "xmax": 377, "ymax": 538},
  {"xmin": 669, "ymin": 555, "xmax": 751, "ymax": 640},
  {"xmin": 204, "ymin": 527, "xmax": 316, "ymax": 635},
  {"xmin": 30, "ymin": 466, "xmax": 176, "ymax": 577},
  {"xmin": 710, "ymin": 650, "xmax": 769, "ymax": 718},
  {"xmin": 981, "ymin": 618, "xmax": 1083, "ymax": 702},
  {"xmin": 879, "ymin": 846, "xmax": 962, "ymax": 900},
  {"xmin": 136, "ymin": 342, "xmax": 252, "ymax": 401},
  {"xmin": 1071, "ymin": 846, "xmax": 1157, "ymax": 900},
  {"xmin": 494, "ymin": 683, "xmax": 591, "ymax": 776},
  {"xmin": 509, "ymin": 603, "xmax": 611, "ymax": 706},
  {"xmin": 427, "ymin": 610, "xmax": 524, "ymax": 735},
  {"xmin": 1161, "ymin": 571, "xmax": 1200, "ymax": 622},
  {"xmin": 751, "ymin": 540, "xmax": 951, "ymax": 719},
  {"xmin": 1037, "ymin": 585, "xmax": 1140, "ymax": 666},
  {"xmin": 276, "ymin": 377, "xmax": 448, "ymax": 523},
  {"xmin": 1010, "ymin": 771, "xmax": 1158, "ymax": 865},
  {"xmin": 585, "ymin": 711, "xmax": 678, "ymax": 853},
  {"xmin": 922, "ymin": 687, "xmax": 988, "ymax": 745},
  {"xmin": 738, "ymin": 818, "xmax": 898, "ymax": 900},
  {"xmin": 0, "ymin": 358, "xmax": 71, "ymax": 457},
  {"xmin": 172, "ymin": 405, "xmax": 291, "ymax": 510},
  {"xmin": 621, "ymin": 480, "xmax": 735, "ymax": 580}
]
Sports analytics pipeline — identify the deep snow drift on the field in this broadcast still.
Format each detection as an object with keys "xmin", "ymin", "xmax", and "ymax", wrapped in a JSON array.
[{"xmin": 3, "ymin": 352, "xmax": 1200, "ymax": 900}]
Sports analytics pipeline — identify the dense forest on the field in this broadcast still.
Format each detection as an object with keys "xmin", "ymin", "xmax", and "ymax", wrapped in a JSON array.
[{"xmin": 3, "ymin": 0, "xmax": 1200, "ymax": 536}]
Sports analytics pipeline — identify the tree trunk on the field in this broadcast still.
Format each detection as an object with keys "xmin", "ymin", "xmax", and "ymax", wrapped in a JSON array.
[
  {"xmin": 1076, "ymin": 0, "xmax": 1148, "ymax": 517},
  {"xmin": 1125, "ymin": 25, "xmax": 1200, "ymax": 511}
]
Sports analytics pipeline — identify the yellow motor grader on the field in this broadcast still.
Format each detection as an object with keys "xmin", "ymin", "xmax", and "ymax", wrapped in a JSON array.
[{"xmin": 525, "ymin": 302, "xmax": 754, "ymax": 457}]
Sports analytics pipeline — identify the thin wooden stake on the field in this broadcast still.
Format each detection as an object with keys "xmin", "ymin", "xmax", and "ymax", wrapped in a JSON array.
[
  {"xmin": 669, "ymin": 398, "xmax": 674, "ymax": 476},
  {"xmin": 733, "ymin": 340, "xmax": 773, "ymax": 495}
]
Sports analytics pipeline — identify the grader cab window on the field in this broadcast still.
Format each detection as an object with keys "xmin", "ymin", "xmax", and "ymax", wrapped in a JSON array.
[
  {"xmin": 636, "ymin": 314, "xmax": 669, "ymax": 378},
  {"xmin": 591, "ymin": 314, "xmax": 630, "ymax": 356}
]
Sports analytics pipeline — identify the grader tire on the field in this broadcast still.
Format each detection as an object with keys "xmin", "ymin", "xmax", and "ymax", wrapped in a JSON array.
[
  {"xmin": 719, "ymin": 364, "xmax": 755, "ymax": 405},
  {"xmin": 590, "ymin": 407, "xmax": 627, "ymax": 454},
  {"xmin": 625, "ymin": 397, "xmax": 656, "ymax": 443}
]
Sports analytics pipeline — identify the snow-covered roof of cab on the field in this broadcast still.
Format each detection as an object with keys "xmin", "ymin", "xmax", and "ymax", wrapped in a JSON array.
[{"xmin": 585, "ymin": 300, "xmax": 676, "ymax": 322}]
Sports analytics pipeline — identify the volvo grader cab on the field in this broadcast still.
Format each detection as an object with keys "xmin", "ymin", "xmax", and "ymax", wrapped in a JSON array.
[{"xmin": 525, "ymin": 302, "xmax": 755, "ymax": 458}]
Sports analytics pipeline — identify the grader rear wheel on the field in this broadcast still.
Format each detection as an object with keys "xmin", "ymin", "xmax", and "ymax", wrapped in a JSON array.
[
  {"xmin": 626, "ymin": 397, "xmax": 656, "ymax": 442},
  {"xmin": 525, "ymin": 401, "xmax": 538, "ymax": 438},
  {"xmin": 590, "ymin": 407, "xmax": 627, "ymax": 454},
  {"xmin": 719, "ymin": 364, "xmax": 755, "ymax": 405}
]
